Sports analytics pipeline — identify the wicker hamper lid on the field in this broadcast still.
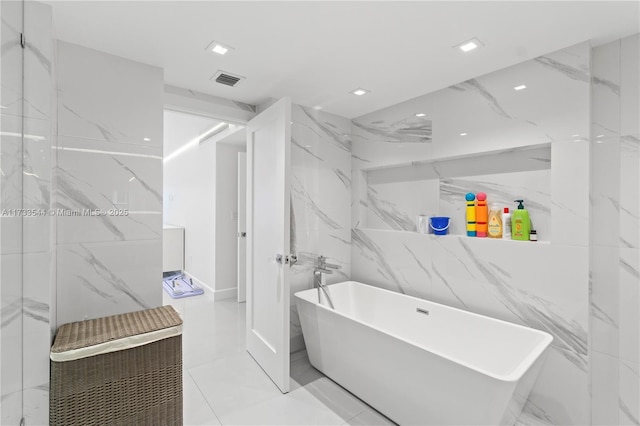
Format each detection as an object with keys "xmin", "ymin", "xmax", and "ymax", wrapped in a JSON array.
[{"xmin": 51, "ymin": 305, "xmax": 182, "ymax": 361}]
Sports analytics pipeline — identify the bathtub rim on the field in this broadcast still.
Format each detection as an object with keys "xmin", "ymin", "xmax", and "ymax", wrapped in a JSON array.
[{"xmin": 294, "ymin": 280, "xmax": 553, "ymax": 383}]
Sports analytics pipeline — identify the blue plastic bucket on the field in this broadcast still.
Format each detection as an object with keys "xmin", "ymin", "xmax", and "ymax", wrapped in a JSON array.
[{"xmin": 429, "ymin": 217, "xmax": 451, "ymax": 235}]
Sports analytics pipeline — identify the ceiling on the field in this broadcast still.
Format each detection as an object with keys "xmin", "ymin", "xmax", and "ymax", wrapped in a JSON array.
[{"xmin": 51, "ymin": 1, "xmax": 639, "ymax": 119}]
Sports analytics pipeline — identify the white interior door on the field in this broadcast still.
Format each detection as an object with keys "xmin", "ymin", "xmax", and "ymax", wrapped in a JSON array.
[
  {"xmin": 237, "ymin": 152, "xmax": 247, "ymax": 303},
  {"xmin": 246, "ymin": 97, "xmax": 292, "ymax": 393}
]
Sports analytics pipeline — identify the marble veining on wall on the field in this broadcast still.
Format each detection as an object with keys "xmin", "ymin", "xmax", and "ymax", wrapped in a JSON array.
[
  {"xmin": 352, "ymin": 116, "xmax": 432, "ymax": 143},
  {"xmin": 533, "ymin": 55, "xmax": 590, "ymax": 83},
  {"xmin": 458, "ymin": 239, "xmax": 586, "ymax": 369},
  {"xmin": 590, "ymin": 34, "xmax": 640, "ymax": 426},
  {"xmin": 289, "ymin": 105, "xmax": 351, "ymax": 352},
  {"xmin": 55, "ymin": 41, "xmax": 163, "ymax": 330},
  {"xmin": 54, "ymin": 139, "xmax": 163, "ymax": 244},
  {"xmin": 366, "ymin": 186, "xmax": 417, "ymax": 231},
  {"xmin": 70, "ymin": 244, "xmax": 150, "ymax": 308},
  {"xmin": 291, "ymin": 175, "xmax": 343, "ymax": 231},
  {"xmin": 449, "ymin": 79, "xmax": 513, "ymax": 119},
  {"xmin": 61, "ymin": 104, "xmax": 127, "ymax": 142},
  {"xmin": 299, "ymin": 106, "xmax": 352, "ymax": 152},
  {"xmin": 352, "ymin": 41, "xmax": 592, "ymax": 425},
  {"xmin": 351, "ymin": 229, "xmax": 406, "ymax": 292}
]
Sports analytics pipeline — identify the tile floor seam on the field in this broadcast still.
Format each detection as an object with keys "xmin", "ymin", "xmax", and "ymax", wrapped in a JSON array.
[
  {"xmin": 185, "ymin": 346, "xmax": 245, "ymax": 371},
  {"xmin": 186, "ymin": 365, "xmax": 223, "ymax": 425},
  {"xmin": 166, "ymin": 293, "xmax": 395, "ymax": 425},
  {"xmin": 342, "ymin": 409, "xmax": 367, "ymax": 425}
]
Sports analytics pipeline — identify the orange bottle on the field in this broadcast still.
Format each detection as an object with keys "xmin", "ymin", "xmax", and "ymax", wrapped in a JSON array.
[{"xmin": 475, "ymin": 192, "xmax": 488, "ymax": 237}]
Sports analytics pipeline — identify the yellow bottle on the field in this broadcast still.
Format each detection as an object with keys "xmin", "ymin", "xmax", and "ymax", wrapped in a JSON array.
[{"xmin": 487, "ymin": 203, "xmax": 503, "ymax": 238}]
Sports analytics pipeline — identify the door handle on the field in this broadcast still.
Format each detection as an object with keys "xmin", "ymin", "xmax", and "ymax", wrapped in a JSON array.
[
  {"xmin": 238, "ymin": 232, "xmax": 247, "ymax": 238},
  {"xmin": 275, "ymin": 254, "xmax": 297, "ymax": 265}
]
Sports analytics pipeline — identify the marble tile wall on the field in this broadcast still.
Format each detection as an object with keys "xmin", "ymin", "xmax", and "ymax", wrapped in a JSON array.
[
  {"xmin": 1, "ymin": 1, "xmax": 54, "ymax": 424},
  {"xmin": 55, "ymin": 41, "xmax": 163, "ymax": 325},
  {"xmin": 618, "ymin": 38, "xmax": 640, "ymax": 426},
  {"xmin": 289, "ymin": 104, "xmax": 351, "ymax": 352},
  {"xmin": 351, "ymin": 42, "xmax": 592, "ymax": 425},
  {"xmin": 352, "ymin": 39, "xmax": 591, "ymax": 245},
  {"xmin": 591, "ymin": 34, "xmax": 640, "ymax": 426}
]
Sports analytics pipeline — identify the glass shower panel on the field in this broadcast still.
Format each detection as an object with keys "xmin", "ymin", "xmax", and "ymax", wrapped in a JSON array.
[
  {"xmin": 0, "ymin": 0, "xmax": 25, "ymax": 424},
  {"xmin": 21, "ymin": 1, "xmax": 53, "ymax": 423}
]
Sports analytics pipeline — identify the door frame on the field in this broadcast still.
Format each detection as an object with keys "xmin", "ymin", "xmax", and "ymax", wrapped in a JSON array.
[{"xmin": 237, "ymin": 152, "xmax": 247, "ymax": 303}]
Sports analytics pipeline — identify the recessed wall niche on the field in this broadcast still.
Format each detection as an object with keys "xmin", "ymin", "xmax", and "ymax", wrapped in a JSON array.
[{"xmin": 359, "ymin": 144, "xmax": 552, "ymax": 241}]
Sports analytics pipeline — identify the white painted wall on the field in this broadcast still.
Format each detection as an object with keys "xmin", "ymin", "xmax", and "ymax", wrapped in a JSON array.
[
  {"xmin": 163, "ymin": 133, "xmax": 216, "ymax": 291},
  {"xmin": 163, "ymin": 109, "xmax": 247, "ymax": 298},
  {"xmin": 215, "ymin": 143, "xmax": 246, "ymax": 298}
]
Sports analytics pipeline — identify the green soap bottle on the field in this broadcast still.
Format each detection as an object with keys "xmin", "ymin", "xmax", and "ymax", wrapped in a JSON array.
[{"xmin": 512, "ymin": 200, "xmax": 531, "ymax": 241}]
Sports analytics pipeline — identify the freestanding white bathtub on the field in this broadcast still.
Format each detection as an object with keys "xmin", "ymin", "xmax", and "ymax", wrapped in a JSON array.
[{"xmin": 295, "ymin": 281, "xmax": 553, "ymax": 426}]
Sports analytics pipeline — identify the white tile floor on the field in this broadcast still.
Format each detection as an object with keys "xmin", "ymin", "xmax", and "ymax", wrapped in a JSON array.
[{"xmin": 162, "ymin": 291, "xmax": 395, "ymax": 426}]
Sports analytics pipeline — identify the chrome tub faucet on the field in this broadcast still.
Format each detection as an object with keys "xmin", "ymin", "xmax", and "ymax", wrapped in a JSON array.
[{"xmin": 314, "ymin": 255, "xmax": 340, "ymax": 309}]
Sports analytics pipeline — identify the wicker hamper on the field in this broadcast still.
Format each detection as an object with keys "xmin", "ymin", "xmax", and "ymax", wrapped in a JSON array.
[{"xmin": 50, "ymin": 305, "xmax": 183, "ymax": 426}]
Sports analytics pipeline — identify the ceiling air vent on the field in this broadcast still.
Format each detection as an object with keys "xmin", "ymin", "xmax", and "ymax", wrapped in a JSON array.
[{"xmin": 211, "ymin": 70, "xmax": 245, "ymax": 87}]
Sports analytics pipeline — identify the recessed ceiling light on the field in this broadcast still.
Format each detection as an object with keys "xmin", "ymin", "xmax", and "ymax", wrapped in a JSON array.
[
  {"xmin": 212, "ymin": 45, "xmax": 228, "ymax": 55},
  {"xmin": 460, "ymin": 42, "xmax": 477, "ymax": 52},
  {"xmin": 415, "ymin": 113, "xmax": 426, "ymax": 117},
  {"xmin": 456, "ymin": 38, "xmax": 483, "ymax": 53},
  {"xmin": 206, "ymin": 40, "xmax": 233, "ymax": 56},
  {"xmin": 350, "ymin": 88, "xmax": 370, "ymax": 96},
  {"xmin": 514, "ymin": 85, "xmax": 527, "ymax": 91},
  {"xmin": 313, "ymin": 106, "xmax": 323, "ymax": 110},
  {"xmin": 143, "ymin": 137, "xmax": 151, "ymax": 142},
  {"xmin": 460, "ymin": 133, "xmax": 468, "ymax": 136}
]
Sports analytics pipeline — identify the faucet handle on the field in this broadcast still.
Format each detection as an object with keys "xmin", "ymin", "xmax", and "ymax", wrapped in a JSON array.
[{"xmin": 317, "ymin": 255, "xmax": 341, "ymax": 270}]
